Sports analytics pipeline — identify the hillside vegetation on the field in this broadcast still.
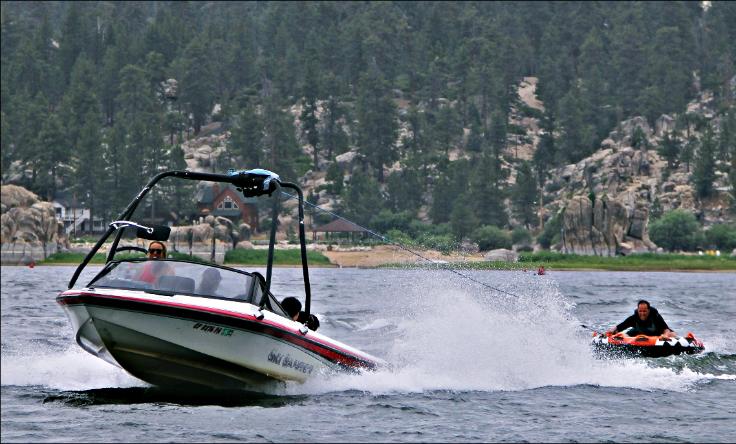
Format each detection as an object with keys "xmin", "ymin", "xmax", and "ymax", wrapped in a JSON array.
[{"xmin": 2, "ymin": 2, "xmax": 734, "ymax": 254}]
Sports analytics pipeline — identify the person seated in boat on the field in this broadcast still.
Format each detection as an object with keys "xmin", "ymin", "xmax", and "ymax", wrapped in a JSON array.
[
  {"xmin": 281, "ymin": 297, "xmax": 302, "ymax": 321},
  {"xmin": 280, "ymin": 297, "xmax": 320, "ymax": 330},
  {"xmin": 607, "ymin": 300, "xmax": 676, "ymax": 339},
  {"xmin": 197, "ymin": 268, "xmax": 222, "ymax": 295},
  {"xmin": 137, "ymin": 241, "xmax": 175, "ymax": 284}
]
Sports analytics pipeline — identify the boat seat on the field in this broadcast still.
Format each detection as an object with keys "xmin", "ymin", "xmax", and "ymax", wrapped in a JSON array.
[{"xmin": 157, "ymin": 275, "xmax": 195, "ymax": 294}]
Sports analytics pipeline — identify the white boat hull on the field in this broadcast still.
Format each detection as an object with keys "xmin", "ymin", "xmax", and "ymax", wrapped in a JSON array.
[{"xmin": 58, "ymin": 289, "xmax": 382, "ymax": 392}]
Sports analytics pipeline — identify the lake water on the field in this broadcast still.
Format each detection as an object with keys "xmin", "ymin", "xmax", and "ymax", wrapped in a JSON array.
[{"xmin": 2, "ymin": 266, "xmax": 735, "ymax": 442}]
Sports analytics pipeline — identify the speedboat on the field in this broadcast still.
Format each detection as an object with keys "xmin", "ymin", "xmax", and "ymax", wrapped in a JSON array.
[
  {"xmin": 591, "ymin": 329, "xmax": 705, "ymax": 358},
  {"xmin": 57, "ymin": 169, "xmax": 385, "ymax": 392}
]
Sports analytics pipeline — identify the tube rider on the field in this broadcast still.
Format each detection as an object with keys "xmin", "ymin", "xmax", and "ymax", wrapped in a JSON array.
[{"xmin": 607, "ymin": 299, "xmax": 676, "ymax": 339}]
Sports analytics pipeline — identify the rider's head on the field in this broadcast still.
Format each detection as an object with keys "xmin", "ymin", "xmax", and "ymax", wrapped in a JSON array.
[
  {"xmin": 637, "ymin": 300, "xmax": 651, "ymax": 321},
  {"xmin": 147, "ymin": 241, "xmax": 167, "ymax": 259},
  {"xmin": 281, "ymin": 297, "xmax": 301, "ymax": 321}
]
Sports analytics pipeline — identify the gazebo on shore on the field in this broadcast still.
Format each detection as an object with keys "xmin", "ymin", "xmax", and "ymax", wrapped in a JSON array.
[{"xmin": 312, "ymin": 219, "xmax": 370, "ymax": 243}]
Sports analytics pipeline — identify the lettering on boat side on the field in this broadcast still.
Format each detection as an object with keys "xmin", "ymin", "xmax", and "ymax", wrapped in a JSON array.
[
  {"xmin": 267, "ymin": 349, "xmax": 314, "ymax": 375},
  {"xmin": 192, "ymin": 322, "xmax": 233, "ymax": 337}
]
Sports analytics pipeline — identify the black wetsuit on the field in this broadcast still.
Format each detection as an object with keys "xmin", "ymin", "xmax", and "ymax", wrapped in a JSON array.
[{"xmin": 615, "ymin": 307, "xmax": 671, "ymax": 336}]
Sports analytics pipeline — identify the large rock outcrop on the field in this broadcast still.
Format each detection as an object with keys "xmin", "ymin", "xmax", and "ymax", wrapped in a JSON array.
[
  {"xmin": 1, "ymin": 185, "xmax": 64, "ymax": 261},
  {"xmin": 541, "ymin": 107, "xmax": 732, "ymax": 255},
  {"xmin": 181, "ymin": 126, "xmax": 230, "ymax": 172},
  {"xmin": 561, "ymin": 195, "xmax": 655, "ymax": 256},
  {"xmin": 168, "ymin": 215, "xmax": 240, "ymax": 247}
]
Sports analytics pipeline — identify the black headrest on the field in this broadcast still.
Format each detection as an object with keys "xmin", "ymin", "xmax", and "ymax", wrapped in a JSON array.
[
  {"xmin": 137, "ymin": 225, "xmax": 171, "ymax": 241},
  {"xmin": 157, "ymin": 275, "xmax": 195, "ymax": 293}
]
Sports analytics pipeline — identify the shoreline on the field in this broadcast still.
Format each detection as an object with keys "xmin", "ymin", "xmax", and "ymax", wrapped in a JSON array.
[
  {"xmin": 5, "ymin": 262, "xmax": 734, "ymax": 272},
  {"xmin": 7, "ymin": 245, "xmax": 734, "ymax": 272}
]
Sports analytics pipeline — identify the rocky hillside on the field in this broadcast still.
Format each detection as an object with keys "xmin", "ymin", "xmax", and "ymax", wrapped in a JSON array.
[
  {"xmin": 174, "ymin": 77, "xmax": 733, "ymax": 255},
  {"xmin": 14, "ymin": 75, "xmax": 724, "ymax": 257}
]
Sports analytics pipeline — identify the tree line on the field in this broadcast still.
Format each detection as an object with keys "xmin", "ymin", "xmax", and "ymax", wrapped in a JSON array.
[{"xmin": 1, "ymin": 1, "xmax": 734, "ymax": 246}]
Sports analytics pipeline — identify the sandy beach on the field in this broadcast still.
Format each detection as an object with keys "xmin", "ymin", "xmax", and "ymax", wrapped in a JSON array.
[{"xmin": 322, "ymin": 245, "xmax": 485, "ymax": 267}]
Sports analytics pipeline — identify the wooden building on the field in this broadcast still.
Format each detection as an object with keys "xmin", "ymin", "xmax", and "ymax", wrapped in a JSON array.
[
  {"xmin": 196, "ymin": 183, "xmax": 259, "ymax": 230},
  {"xmin": 312, "ymin": 219, "xmax": 369, "ymax": 243}
]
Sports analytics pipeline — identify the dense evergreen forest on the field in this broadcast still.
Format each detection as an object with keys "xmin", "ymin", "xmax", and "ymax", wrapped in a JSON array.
[{"xmin": 1, "ymin": 1, "xmax": 734, "ymax": 244}]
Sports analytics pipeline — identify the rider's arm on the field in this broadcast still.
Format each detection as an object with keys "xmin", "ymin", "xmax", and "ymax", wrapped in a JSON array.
[{"xmin": 610, "ymin": 314, "xmax": 636, "ymax": 333}]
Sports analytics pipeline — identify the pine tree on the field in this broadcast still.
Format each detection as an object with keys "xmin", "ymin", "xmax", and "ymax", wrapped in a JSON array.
[
  {"xmin": 356, "ymin": 67, "xmax": 398, "ymax": 183},
  {"xmin": 36, "ymin": 112, "xmax": 68, "ymax": 200},
  {"xmin": 60, "ymin": 54, "xmax": 99, "ymax": 147},
  {"xmin": 0, "ymin": 110, "xmax": 8, "ymax": 179},
  {"xmin": 226, "ymin": 18, "xmax": 257, "ymax": 93},
  {"xmin": 512, "ymin": 161, "xmax": 538, "ymax": 228},
  {"xmin": 610, "ymin": 4, "xmax": 649, "ymax": 115},
  {"xmin": 632, "ymin": 125, "xmax": 649, "ymax": 151},
  {"xmin": 488, "ymin": 109, "xmax": 507, "ymax": 158},
  {"xmin": 166, "ymin": 144, "xmax": 196, "ymax": 223},
  {"xmin": 300, "ymin": 60, "xmax": 320, "ymax": 171},
  {"xmin": 718, "ymin": 111, "xmax": 735, "ymax": 163},
  {"xmin": 386, "ymin": 168, "xmax": 422, "ymax": 213},
  {"xmin": 8, "ymin": 12, "xmax": 59, "ymax": 100},
  {"xmin": 471, "ymin": 146, "xmax": 508, "ymax": 228},
  {"xmin": 144, "ymin": 51, "xmax": 167, "ymax": 99},
  {"xmin": 681, "ymin": 134, "xmax": 697, "ymax": 173},
  {"xmin": 341, "ymin": 168, "xmax": 384, "ymax": 226},
  {"xmin": 9, "ymin": 93, "xmax": 47, "ymax": 188},
  {"xmin": 261, "ymin": 93, "xmax": 302, "ymax": 180},
  {"xmin": 179, "ymin": 36, "xmax": 214, "ymax": 134},
  {"xmin": 730, "ymin": 151, "xmax": 736, "ymax": 207},
  {"xmin": 228, "ymin": 103, "xmax": 263, "ymax": 169},
  {"xmin": 115, "ymin": 64, "xmax": 163, "ymax": 203},
  {"xmin": 693, "ymin": 127, "xmax": 717, "ymax": 198},
  {"xmin": 658, "ymin": 131, "xmax": 681, "ymax": 171},
  {"xmin": 58, "ymin": 2, "xmax": 89, "ymax": 87},
  {"xmin": 320, "ymin": 93, "xmax": 349, "ymax": 161},
  {"xmin": 466, "ymin": 121, "xmax": 483, "ymax": 153},
  {"xmin": 100, "ymin": 44, "xmax": 124, "ymax": 125},
  {"xmin": 557, "ymin": 87, "xmax": 596, "ymax": 163},
  {"xmin": 75, "ymin": 110, "xmax": 103, "ymax": 232},
  {"xmin": 578, "ymin": 27, "xmax": 615, "ymax": 143},
  {"xmin": 640, "ymin": 26, "xmax": 692, "ymax": 124},
  {"xmin": 430, "ymin": 159, "xmax": 467, "ymax": 224},
  {"xmin": 533, "ymin": 116, "xmax": 557, "ymax": 182},
  {"xmin": 536, "ymin": 21, "xmax": 574, "ymax": 114},
  {"xmin": 435, "ymin": 104, "xmax": 461, "ymax": 157},
  {"xmin": 103, "ymin": 124, "xmax": 126, "ymax": 216},
  {"xmin": 450, "ymin": 193, "xmax": 480, "ymax": 241}
]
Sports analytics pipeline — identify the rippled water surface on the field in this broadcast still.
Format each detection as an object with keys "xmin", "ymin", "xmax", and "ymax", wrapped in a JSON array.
[{"xmin": 2, "ymin": 266, "xmax": 735, "ymax": 442}]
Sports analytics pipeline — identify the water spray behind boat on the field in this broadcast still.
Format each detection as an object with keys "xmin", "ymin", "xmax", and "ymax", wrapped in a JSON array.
[{"xmin": 279, "ymin": 190, "xmax": 588, "ymax": 329}]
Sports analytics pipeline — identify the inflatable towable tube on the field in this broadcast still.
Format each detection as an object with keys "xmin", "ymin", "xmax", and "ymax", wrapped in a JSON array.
[{"xmin": 591, "ymin": 330, "xmax": 705, "ymax": 358}]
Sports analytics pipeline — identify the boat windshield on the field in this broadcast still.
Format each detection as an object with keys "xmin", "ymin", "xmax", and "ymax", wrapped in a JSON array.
[{"xmin": 91, "ymin": 260, "xmax": 255, "ymax": 302}]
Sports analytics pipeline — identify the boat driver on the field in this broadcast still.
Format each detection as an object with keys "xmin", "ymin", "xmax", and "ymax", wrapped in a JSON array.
[
  {"xmin": 138, "ymin": 241, "xmax": 175, "ymax": 284},
  {"xmin": 607, "ymin": 300, "xmax": 676, "ymax": 338}
]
